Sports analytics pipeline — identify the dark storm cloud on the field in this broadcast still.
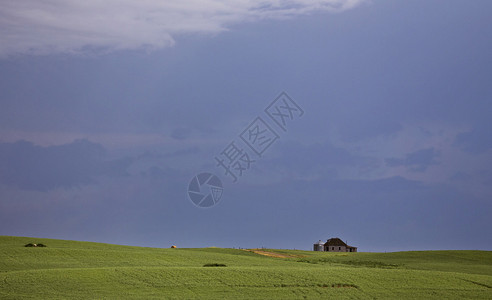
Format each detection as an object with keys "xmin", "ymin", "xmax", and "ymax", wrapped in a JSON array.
[
  {"xmin": 140, "ymin": 166, "xmax": 185, "ymax": 180},
  {"xmin": 449, "ymin": 171, "xmax": 472, "ymax": 182},
  {"xmin": 453, "ymin": 127, "xmax": 492, "ymax": 154},
  {"xmin": 171, "ymin": 128, "xmax": 192, "ymax": 140},
  {"xmin": 0, "ymin": 139, "xmax": 132, "ymax": 191},
  {"xmin": 263, "ymin": 141, "xmax": 378, "ymax": 178},
  {"xmin": 386, "ymin": 148, "xmax": 440, "ymax": 172},
  {"xmin": 449, "ymin": 169, "xmax": 492, "ymax": 188},
  {"xmin": 338, "ymin": 118, "xmax": 403, "ymax": 142},
  {"xmin": 136, "ymin": 147, "xmax": 201, "ymax": 162},
  {"xmin": 164, "ymin": 147, "xmax": 201, "ymax": 158}
]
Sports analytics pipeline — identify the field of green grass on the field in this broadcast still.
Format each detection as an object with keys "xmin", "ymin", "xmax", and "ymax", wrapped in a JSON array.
[{"xmin": 0, "ymin": 236, "xmax": 491, "ymax": 299}]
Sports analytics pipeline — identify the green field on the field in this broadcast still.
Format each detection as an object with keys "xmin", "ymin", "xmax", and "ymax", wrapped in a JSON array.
[{"xmin": 0, "ymin": 236, "xmax": 491, "ymax": 299}]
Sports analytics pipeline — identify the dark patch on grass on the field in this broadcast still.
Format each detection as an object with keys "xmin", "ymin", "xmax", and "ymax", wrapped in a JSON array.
[
  {"xmin": 462, "ymin": 279, "xmax": 492, "ymax": 289},
  {"xmin": 297, "ymin": 258, "xmax": 319, "ymax": 264},
  {"xmin": 203, "ymin": 263, "xmax": 227, "ymax": 267},
  {"xmin": 274, "ymin": 283, "xmax": 319, "ymax": 288},
  {"xmin": 297, "ymin": 258, "xmax": 399, "ymax": 268},
  {"xmin": 331, "ymin": 283, "xmax": 358, "ymax": 288},
  {"xmin": 338, "ymin": 260, "xmax": 399, "ymax": 268},
  {"xmin": 271, "ymin": 283, "xmax": 359, "ymax": 289}
]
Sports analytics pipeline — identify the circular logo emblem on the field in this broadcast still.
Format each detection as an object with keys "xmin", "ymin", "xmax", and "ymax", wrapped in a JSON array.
[{"xmin": 187, "ymin": 173, "xmax": 223, "ymax": 208}]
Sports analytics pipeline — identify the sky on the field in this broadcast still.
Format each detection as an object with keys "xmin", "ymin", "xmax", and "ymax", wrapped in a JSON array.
[{"xmin": 1, "ymin": 0, "xmax": 491, "ymax": 252}]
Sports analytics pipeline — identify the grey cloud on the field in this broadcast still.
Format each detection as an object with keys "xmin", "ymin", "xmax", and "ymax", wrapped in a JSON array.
[
  {"xmin": 449, "ymin": 171, "xmax": 472, "ymax": 182},
  {"xmin": 338, "ymin": 118, "xmax": 403, "ymax": 142},
  {"xmin": 0, "ymin": 0, "xmax": 365, "ymax": 56},
  {"xmin": 171, "ymin": 128, "xmax": 192, "ymax": 140},
  {"xmin": 386, "ymin": 148, "xmax": 440, "ymax": 172},
  {"xmin": 164, "ymin": 147, "xmax": 201, "ymax": 158},
  {"xmin": 263, "ymin": 141, "xmax": 378, "ymax": 178},
  {"xmin": 453, "ymin": 128, "xmax": 492, "ymax": 154},
  {"xmin": 103, "ymin": 157, "xmax": 135, "ymax": 177},
  {"xmin": 137, "ymin": 147, "xmax": 201, "ymax": 161},
  {"xmin": 140, "ymin": 166, "xmax": 185, "ymax": 180},
  {"xmin": 449, "ymin": 170, "xmax": 492, "ymax": 186}
]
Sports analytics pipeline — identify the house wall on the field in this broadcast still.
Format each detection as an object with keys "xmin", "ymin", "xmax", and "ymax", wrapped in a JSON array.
[{"xmin": 325, "ymin": 245, "xmax": 347, "ymax": 252}]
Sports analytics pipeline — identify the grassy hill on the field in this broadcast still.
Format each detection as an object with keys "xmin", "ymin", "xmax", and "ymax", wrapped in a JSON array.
[{"xmin": 0, "ymin": 236, "xmax": 491, "ymax": 299}]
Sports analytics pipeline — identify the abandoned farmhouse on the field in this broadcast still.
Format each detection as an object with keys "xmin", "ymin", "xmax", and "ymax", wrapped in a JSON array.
[{"xmin": 313, "ymin": 237, "xmax": 357, "ymax": 252}]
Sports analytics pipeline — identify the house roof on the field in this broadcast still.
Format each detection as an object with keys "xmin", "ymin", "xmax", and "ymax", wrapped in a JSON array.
[{"xmin": 324, "ymin": 238, "xmax": 348, "ymax": 247}]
